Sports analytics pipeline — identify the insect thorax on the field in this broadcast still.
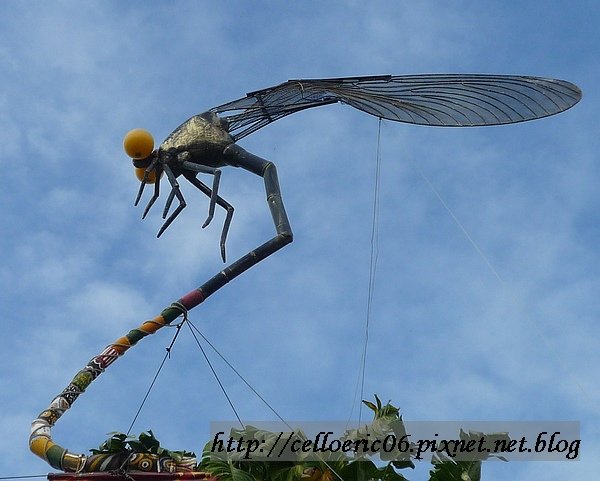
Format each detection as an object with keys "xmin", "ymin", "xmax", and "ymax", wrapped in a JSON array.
[{"xmin": 159, "ymin": 111, "xmax": 234, "ymax": 166}]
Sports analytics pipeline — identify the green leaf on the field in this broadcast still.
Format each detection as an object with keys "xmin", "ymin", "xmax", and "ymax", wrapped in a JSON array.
[
  {"xmin": 377, "ymin": 463, "xmax": 410, "ymax": 481},
  {"xmin": 126, "ymin": 440, "xmax": 146, "ymax": 452},
  {"xmin": 429, "ymin": 457, "xmax": 482, "ymax": 481},
  {"xmin": 459, "ymin": 430, "xmax": 510, "ymax": 462},
  {"xmin": 391, "ymin": 460, "xmax": 415, "ymax": 470},
  {"xmin": 139, "ymin": 430, "xmax": 161, "ymax": 452},
  {"xmin": 199, "ymin": 459, "xmax": 256, "ymax": 481},
  {"xmin": 361, "ymin": 395, "xmax": 400, "ymax": 421},
  {"xmin": 167, "ymin": 449, "xmax": 196, "ymax": 461},
  {"xmin": 340, "ymin": 460, "xmax": 376, "ymax": 481},
  {"xmin": 340, "ymin": 459, "xmax": 409, "ymax": 481},
  {"xmin": 104, "ymin": 433, "xmax": 128, "ymax": 453},
  {"xmin": 271, "ymin": 463, "xmax": 304, "ymax": 481},
  {"xmin": 362, "ymin": 400, "xmax": 378, "ymax": 413}
]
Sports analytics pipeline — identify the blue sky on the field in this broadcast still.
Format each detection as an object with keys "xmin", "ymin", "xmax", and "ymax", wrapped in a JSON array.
[{"xmin": 1, "ymin": 1, "xmax": 598, "ymax": 480}]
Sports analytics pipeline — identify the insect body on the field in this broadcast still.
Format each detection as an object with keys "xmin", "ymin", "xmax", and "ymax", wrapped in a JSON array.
[
  {"xmin": 128, "ymin": 111, "xmax": 292, "ymax": 265},
  {"xmin": 130, "ymin": 112, "xmax": 239, "ymax": 261},
  {"xmin": 125, "ymin": 74, "xmax": 581, "ymax": 271}
]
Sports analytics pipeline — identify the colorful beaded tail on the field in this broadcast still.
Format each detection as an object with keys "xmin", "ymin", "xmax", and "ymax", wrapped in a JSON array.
[{"xmin": 29, "ymin": 301, "xmax": 198, "ymax": 472}]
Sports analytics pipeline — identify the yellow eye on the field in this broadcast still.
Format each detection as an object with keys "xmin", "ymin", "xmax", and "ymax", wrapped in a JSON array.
[
  {"xmin": 124, "ymin": 128, "xmax": 154, "ymax": 159},
  {"xmin": 134, "ymin": 167, "xmax": 159, "ymax": 184}
]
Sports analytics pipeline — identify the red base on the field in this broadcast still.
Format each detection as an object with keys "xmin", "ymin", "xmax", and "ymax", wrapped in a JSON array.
[{"xmin": 48, "ymin": 473, "xmax": 216, "ymax": 481}]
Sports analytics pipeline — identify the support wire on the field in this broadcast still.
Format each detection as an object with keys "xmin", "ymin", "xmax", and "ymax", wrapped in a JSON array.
[
  {"xmin": 126, "ymin": 320, "xmax": 185, "ymax": 435},
  {"xmin": 185, "ymin": 320, "xmax": 244, "ymax": 429},
  {"xmin": 348, "ymin": 118, "xmax": 383, "ymax": 428},
  {"xmin": 410, "ymin": 156, "xmax": 593, "ymax": 408},
  {"xmin": 184, "ymin": 318, "xmax": 345, "ymax": 481}
]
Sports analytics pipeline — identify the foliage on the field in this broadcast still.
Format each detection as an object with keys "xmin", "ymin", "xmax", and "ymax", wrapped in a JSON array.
[
  {"xmin": 90, "ymin": 430, "xmax": 195, "ymax": 462},
  {"xmin": 195, "ymin": 395, "xmax": 505, "ymax": 481},
  {"xmin": 91, "ymin": 396, "xmax": 507, "ymax": 481}
]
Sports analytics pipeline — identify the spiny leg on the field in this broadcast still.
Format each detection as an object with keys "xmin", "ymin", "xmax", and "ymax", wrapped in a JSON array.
[
  {"xmin": 181, "ymin": 160, "xmax": 221, "ymax": 228},
  {"xmin": 142, "ymin": 166, "xmax": 163, "ymax": 219},
  {"xmin": 162, "ymin": 187, "xmax": 177, "ymax": 219},
  {"xmin": 134, "ymin": 157, "xmax": 159, "ymax": 207},
  {"xmin": 157, "ymin": 164, "xmax": 187, "ymax": 238},
  {"xmin": 134, "ymin": 179, "xmax": 147, "ymax": 207},
  {"xmin": 220, "ymin": 144, "xmax": 292, "ymax": 242},
  {"xmin": 182, "ymin": 144, "xmax": 293, "ymax": 299},
  {"xmin": 183, "ymin": 172, "xmax": 234, "ymax": 262}
]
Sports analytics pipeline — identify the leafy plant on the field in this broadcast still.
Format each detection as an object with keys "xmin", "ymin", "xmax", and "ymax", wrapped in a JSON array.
[
  {"xmin": 91, "ymin": 397, "xmax": 506, "ymax": 481},
  {"xmin": 90, "ymin": 430, "xmax": 195, "ymax": 462},
  {"xmin": 194, "ymin": 396, "xmax": 504, "ymax": 481}
]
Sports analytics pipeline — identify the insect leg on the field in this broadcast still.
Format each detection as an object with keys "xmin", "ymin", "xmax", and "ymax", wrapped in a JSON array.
[
  {"xmin": 134, "ymin": 157, "xmax": 159, "ymax": 206},
  {"xmin": 183, "ymin": 172, "xmax": 234, "ymax": 262},
  {"xmin": 222, "ymin": 144, "xmax": 292, "ymax": 242},
  {"xmin": 142, "ymin": 166, "xmax": 163, "ymax": 219},
  {"xmin": 156, "ymin": 164, "xmax": 187, "ymax": 238},
  {"xmin": 180, "ymin": 144, "xmax": 293, "ymax": 300},
  {"xmin": 181, "ymin": 160, "xmax": 221, "ymax": 228},
  {"xmin": 162, "ymin": 187, "xmax": 177, "ymax": 219}
]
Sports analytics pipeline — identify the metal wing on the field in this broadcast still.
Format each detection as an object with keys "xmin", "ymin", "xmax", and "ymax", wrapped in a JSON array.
[{"xmin": 210, "ymin": 74, "xmax": 582, "ymax": 141}]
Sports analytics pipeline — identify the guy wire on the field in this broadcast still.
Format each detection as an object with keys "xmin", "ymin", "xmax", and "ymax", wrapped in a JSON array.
[
  {"xmin": 185, "ymin": 318, "xmax": 294, "ymax": 430},
  {"xmin": 126, "ymin": 319, "xmax": 185, "ymax": 435},
  {"xmin": 184, "ymin": 318, "xmax": 345, "ymax": 481},
  {"xmin": 185, "ymin": 320, "xmax": 244, "ymax": 429},
  {"xmin": 410, "ymin": 156, "xmax": 592, "ymax": 408},
  {"xmin": 356, "ymin": 117, "xmax": 383, "ymax": 427}
]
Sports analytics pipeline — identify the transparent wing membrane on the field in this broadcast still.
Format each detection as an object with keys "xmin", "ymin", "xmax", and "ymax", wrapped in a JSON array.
[{"xmin": 211, "ymin": 74, "xmax": 581, "ymax": 140}]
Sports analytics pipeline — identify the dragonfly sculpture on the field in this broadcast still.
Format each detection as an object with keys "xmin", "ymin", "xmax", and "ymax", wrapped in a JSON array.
[
  {"xmin": 31, "ymin": 74, "xmax": 581, "ymax": 475},
  {"xmin": 126, "ymin": 74, "xmax": 581, "ymax": 268}
]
